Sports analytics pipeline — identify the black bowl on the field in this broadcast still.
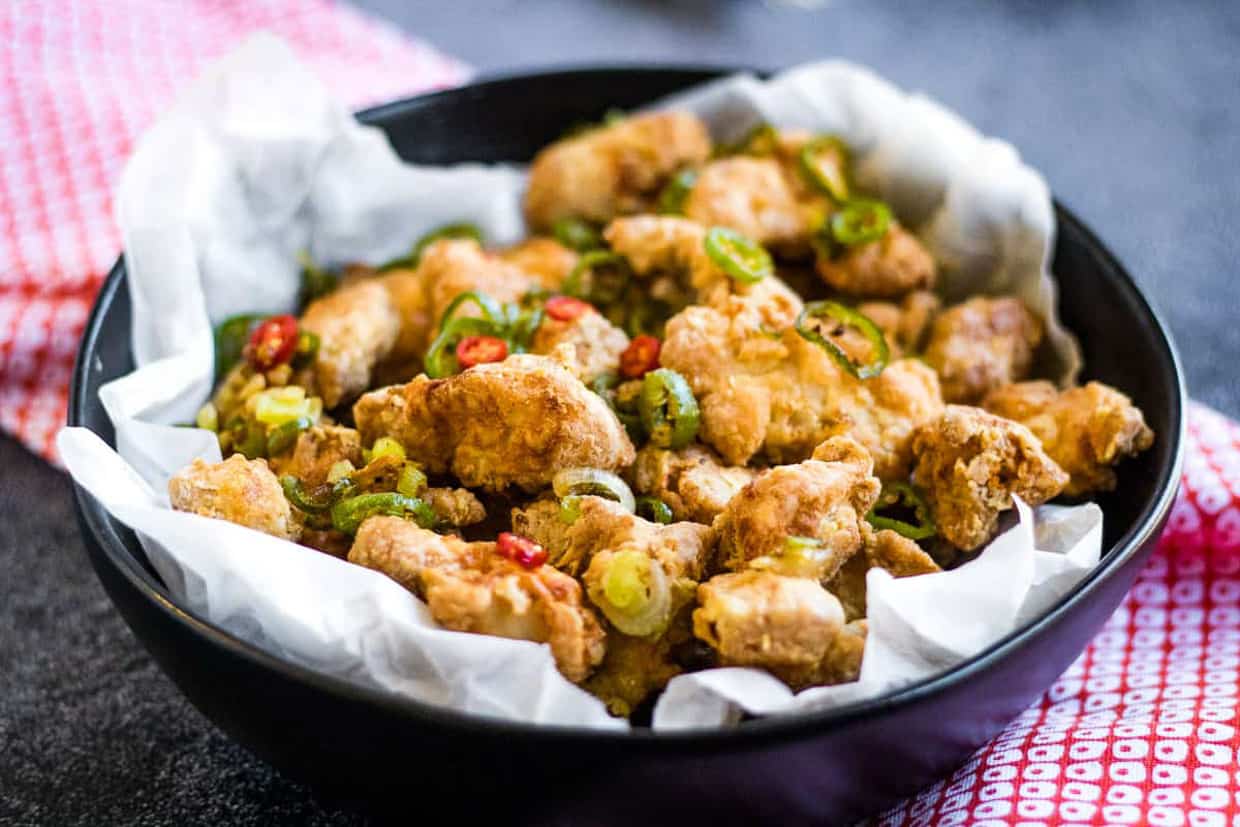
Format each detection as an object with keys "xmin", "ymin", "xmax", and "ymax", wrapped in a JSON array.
[{"xmin": 69, "ymin": 67, "xmax": 1185, "ymax": 825}]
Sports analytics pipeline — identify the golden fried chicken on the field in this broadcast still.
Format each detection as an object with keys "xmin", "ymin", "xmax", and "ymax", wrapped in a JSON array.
[
  {"xmin": 353, "ymin": 355, "xmax": 634, "ymax": 492},
  {"xmin": 712, "ymin": 438, "xmax": 881, "ymax": 580},
  {"xmin": 168, "ymin": 454, "xmax": 300, "ymax": 541},
  {"xmin": 371, "ymin": 268, "xmax": 435, "ymax": 386},
  {"xmin": 524, "ymin": 111, "xmax": 712, "ymax": 230},
  {"xmin": 424, "ymin": 487, "xmax": 487, "ymax": 528},
  {"xmin": 349, "ymin": 516, "xmax": 605, "ymax": 682},
  {"xmin": 498, "ymin": 237, "xmax": 580, "ymax": 290},
  {"xmin": 858, "ymin": 290, "xmax": 941, "ymax": 357},
  {"xmin": 300, "ymin": 279, "xmax": 401, "ymax": 408},
  {"xmin": 683, "ymin": 156, "xmax": 812, "ymax": 252},
  {"xmin": 912, "ymin": 405, "xmax": 1069, "ymax": 550},
  {"xmin": 815, "ymin": 223, "xmax": 936, "ymax": 298},
  {"xmin": 530, "ymin": 309, "xmax": 629, "ymax": 384},
  {"xmin": 923, "ymin": 297, "xmax": 1044, "ymax": 404},
  {"xmin": 269, "ymin": 425, "xmax": 362, "ymax": 486},
  {"xmin": 417, "ymin": 238, "xmax": 536, "ymax": 330},
  {"xmin": 828, "ymin": 527, "xmax": 942, "ymax": 620},
  {"xmin": 581, "ymin": 625, "xmax": 684, "ymax": 718},
  {"xmin": 631, "ymin": 443, "xmax": 756, "ymax": 525},
  {"xmin": 982, "ymin": 380, "xmax": 1155, "ymax": 496}
]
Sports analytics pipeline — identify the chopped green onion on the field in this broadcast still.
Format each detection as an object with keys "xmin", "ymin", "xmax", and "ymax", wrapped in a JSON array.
[
  {"xmin": 280, "ymin": 474, "xmax": 337, "ymax": 515},
  {"xmin": 369, "ymin": 436, "xmax": 406, "ymax": 462},
  {"xmin": 636, "ymin": 496, "xmax": 674, "ymax": 525},
  {"xmin": 559, "ymin": 494, "xmax": 584, "ymax": 525},
  {"xmin": 297, "ymin": 251, "xmax": 338, "ymax": 307},
  {"xmin": 330, "ymin": 492, "xmax": 435, "ymax": 536},
  {"xmin": 195, "ymin": 402, "xmax": 219, "ymax": 433},
  {"xmin": 562, "ymin": 251, "xmax": 632, "ymax": 306},
  {"xmin": 229, "ymin": 419, "xmax": 267, "ymax": 460},
  {"xmin": 657, "ymin": 168, "xmax": 698, "ymax": 215},
  {"xmin": 749, "ymin": 535, "xmax": 836, "ymax": 580},
  {"xmin": 253, "ymin": 386, "xmax": 314, "ymax": 427},
  {"xmin": 379, "ymin": 222, "xmax": 483, "ymax": 272},
  {"xmin": 552, "ymin": 217, "xmax": 602, "ymax": 252},
  {"xmin": 830, "ymin": 199, "xmax": 892, "ymax": 247},
  {"xmin": 639, "ymin": 368, "xmax": 700, "ymax": 450},
  {"xmin": 265, "ymin": 415, "xmax": 313, "ymax": 456},
  {"xmin": 213, "ymin": 314, "xmax": 263, "ymax": 382},
  {"xmin": 326, "ymin": 460, "xmax": 355, "ymax": 484},
  {"xmin": 587, "ymin": 550, "xmax": 673, "ymax": 637},
  {"xmin": 867, "ymin": 481, "xmax": 937, "ymax": 540},
  {"xmin": 703, "ymin": 227, "xmax": 772, "ymax": 285},
  {"xmin": 798, "ymin": 135, "xmax": 852, "ymax": 202},
  {"xmin": 795, "ymin": 300, "xmax": 890, "ymax": 380},
  {"xmin": 396, "ymin": 463, "xmax": 427, "ymax": 498},
  {"xmin": 553, "ymin": 468, "xmax": 636, "ymax": 513}
]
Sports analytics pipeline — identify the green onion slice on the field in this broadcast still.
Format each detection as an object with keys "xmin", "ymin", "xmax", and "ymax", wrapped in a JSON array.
[
  {"xmin": 636, "ymin": 496, "xmax": 674, "ymax": 525},
  {"xmin": 866, "ymin": 482, "xmax": 937, "ymax": 540},
  {"xmin": 265, "ymin": 415, "xmax": 313, "ymax": 456},
  {"xmin": 553, "ymin": 468, "xmax": 636, "ymax": 514},
  {"xmin": 552, "ymin": 217, "xmax": 602, "ymax": 252},
  {"xmin": 657, "ymin": 168, "xmax": 698, "ymax": 215},
  {"xmin": 795, "ymin": 300, "xmax": 890, "ymax": 380},
  {"xmin": 798, "ymin": 135, "xmax": 852, "ymax": 202},
  {"xmin": 562, "ymin": 251, "xmax": 632, "ymax": 306},
  {"xmin": 830, "ymin": 199, "xmax": 892, "ymax": 247},
  {"xmin": 588, "ymin": 550, "xmax": 673, "ymax": 638},
  {"xmin": 330, "ymin": 492, "xmax": 435, "ymax": 536},
  {"xmin": 639, "ymin": 368, "xmax": 700, "ymax": 450},
  {"xmin": 703, "ymin": 227, "xmax": 772, "ymax": 285}
]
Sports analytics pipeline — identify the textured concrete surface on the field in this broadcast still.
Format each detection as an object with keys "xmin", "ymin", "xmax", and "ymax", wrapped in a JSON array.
[{"xmin": 2, "ymin": 1, "xmax": 1236, "ymax": 824}]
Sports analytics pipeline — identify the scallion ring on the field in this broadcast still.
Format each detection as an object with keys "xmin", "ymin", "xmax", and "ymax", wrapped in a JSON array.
[
  {"xmin": 553, "ymin": 468, "xmax": 636, "ymax": 514},
  {"xmin": 703, "ymin": 227, "xmax": 772, "ymax": 285},
  {"xmin": 636, "ymin": 496, "xmax": 674, "ymax": 525},
  {"xmin": 795, "ymin": 300, "xmax": 890, "ymax": 380},
  {"xmin": 586, "ymin": 550, "xmax": 673, "ymax": 638},
  {"xmin": 866, "ymin": 481, "xmax": 936, "ymax": 540},
  {"xmin": 330, "ymin": 492, "xmax": 436, "ymax": 536}
]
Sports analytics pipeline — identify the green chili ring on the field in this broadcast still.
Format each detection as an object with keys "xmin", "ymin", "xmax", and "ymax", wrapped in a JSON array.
[
  {"xmin": 331, "ymin": 492, "xmax": 436, "ymax": 536},
  {"xmin": 657, "ymin": 168, "xmax": 698, "ymax": 215},
  {"xmin": 830, "ymin": 199, "xmax": 892, "ymax": 247},
  {"xmin": 424, "ymin": 315, "xmax": 508, "ymax": 378},
  {"xmin": 636, "ymin": 496, "xmax": 674, "ymax": 525},
  {"xmin": 703, "ymin": 227, "xmax": 772, "ymax": 285},
  {"xmin": 213, "ymin": 314, "xmax": 264, "ymax": 381},
  {"xmin": 265, "ymin": 415, "xmax": 315, "ymax": 456},
  {"xmin": 639, "ymin": 368, "xmax": 701, "ymax": 450},
  {"xmin": 563, "ymin": 251, "xmax": 632, "ymax": 306},
  {"xmin": 798, "ymin": 135, "xmax": 852, "ymax": 202},
  {"xmin": 866, "ymin": 481, "xmax": 937, "ymax": 540},
  {"xmin": 552, "ymin": 216, "xmax": 602, "ymax": 252},
  {"xmin": 379, "ymin": 222, "xmax": 483, "ymax": 272},
  {"xmin": 280, "ymin": 474, "xmax": 337, "ymax": 515},
  {"xmin": 795, "ymin": 300, "xmax": 890, "ymax": 380}
]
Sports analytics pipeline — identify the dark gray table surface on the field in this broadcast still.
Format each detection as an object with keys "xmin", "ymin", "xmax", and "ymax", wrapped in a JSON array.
[{"xmin": 2, "ymin": 1, "xmax": 1237, "ymax": 824}]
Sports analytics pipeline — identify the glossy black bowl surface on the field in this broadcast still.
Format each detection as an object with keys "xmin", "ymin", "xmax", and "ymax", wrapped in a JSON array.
[{"xmin": 69, "ymin": 67, "xmax": 1185, "ymax": 825}]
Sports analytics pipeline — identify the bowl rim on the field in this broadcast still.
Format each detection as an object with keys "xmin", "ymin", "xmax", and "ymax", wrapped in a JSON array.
[{"xmin": 68, "ymin": 65, "xmax": 1187, "ymax": 748}]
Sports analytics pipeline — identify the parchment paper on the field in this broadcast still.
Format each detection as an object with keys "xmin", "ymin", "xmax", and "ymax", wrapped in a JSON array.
[{"xmin": 59, "ymin": 34, "xmax": 1098, "ymax": 731}]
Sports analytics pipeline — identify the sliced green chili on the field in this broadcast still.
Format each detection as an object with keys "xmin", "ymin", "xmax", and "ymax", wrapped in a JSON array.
[
  {"xmin": 717, "ymin": 122, "xmax": 779, "ymax": 157},
  {"xmin": 703, "ymin": 227, "xmax": 772, "ymax": 285},
  {"xmin": 230, "ymin": 419, "xmax": 267, "ymax": 460},
  {"xmin": 297, "ymin": 251, "xmax": 338, "ymax": 307},
  {"xmin": 867, "ymin": 481, "xmax": 937, "ymax": 540},
  {"xmin": 424, "ymin": 315, "xmax": 506, "ymax": 378},
  {"xmin": 379, "ymin": 222, "xmax": 483, "ymax": 272},
  {"xmin": 265, "ymin": 415, "xmax": 314, "ymax": 456},
  {"xmin": 830, "ymin": 199, "xmax": 892, "ymax": 247},
  {"xmin": 330, "ymin": 492, "xmax": 435, "ymax": 536},
  {"xmin": 639, "ymin": 368, "xmax": 700, "ymax": 450},
  {"xmin": 213, "ymin": 314, "xmax": 263, "ymax": 382},
  {"xmin": 798, "ymin": 135, "xmax": 851, "ymax": 202},
  {"xmin": 562, "ymin": 251, "xmax": 632, "ymax": 306},
  {"xmin": 439, "ymin": 290, "xmax": 505, "ymax": 328},
  {"xmin": 636, "ymin": 496, "xmax": 674, "ymax": 525},
  {"xmin": 552, "ymin": 217, "xmax": 602, "ymax": 252},
  {"xmin": 795, "ymin": 300, "xmax": 890, "ymax": 380},
  {"xmin": 591, "ymin": 373, "xmax": 646, "ymax": 443},
  {"xmin": 280, "ymin": 474, "xmax": 336, "ymax": 515},
  {"xmin": 657, "ymin": 168, "xmax": 698, "ymax": 215}
]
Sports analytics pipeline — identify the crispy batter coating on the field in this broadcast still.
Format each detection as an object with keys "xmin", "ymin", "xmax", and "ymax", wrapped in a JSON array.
[
  {"xmin": 269, "ymin": 425, "xmax": 362, "ymax": 487},
  {"xmin": 982, "ymin": 380, "xmax": 1155, "ymax": 496},
  {"xmin": 923, "ymin": 297, "xmax": 1044, "ymax": 404},
  {"xmin": 712, "ymin": 439, "xmax": 881, "ymax": 579},
  {"xmin": 417, "ymin": 238, "xmax": 536, "ymax": 330},
  {"xmin": 684, "ymin": 156, "xmax": 811, "ymax": 251},
  {"xmin": 168, "ymin": 455, "xmax": 300, "ymax": 541},
  {"xmin": 815, "ymin": 619, "xmax": 868, "ymax": 686},
  {"xmin": 349, "ymin": 516, "xmax": 604, "ymax": 682},
  {"xmin": 631, "ymin": 443, "xmax": 756, "ymax": 525},
  {"xmin": 499, "ymin": 237, "xmax": 580, "ymax": 290},
  {"xmin": 524, "ymin": 112, "xmax": 712, "ymax": 230},
  {"xmin": 693, "ymin": 571, "xmax": 846, "ymax": 686},
  {"xmin": 513, "ymin": 495, "xmax": 714, "ymax": 581},
  {"xmin": 530, "ymin": 309, "xmax": 629, "ymax": 384},
  {"xmin": 581, "ymin": 626, "xmax": 684, "ymax": 718},
  {"xmin": 660, "ymin": 301, "xmax": 943, "ymax": 475},
  {"xmin": 353, "ymin": 355, "xmax": 634, "ymax": 492},
  {"xmin": 300, "ymin": 279, "xmax": 401, "ymax": 408},
  {"xmin": 424, "ymin": 487, "xmax": 487, "ymax": 528},
  {"xmin": 857, "ymin": 290, "xmax": 941, "ymax": 357},
  {"xmin": 828, "ymin": 527, "xmax": 942, "ymax": 621},
  {"xmin": 372, "ymin": 268, "xmax": 435, "ymax": 386},
  {"xmin": 912, "ymin": 405, "xmax": 1069, "ymax": 550},
  {"xmin": 815, "ymin": 223, "xmax": 936, "ymax": 298}
]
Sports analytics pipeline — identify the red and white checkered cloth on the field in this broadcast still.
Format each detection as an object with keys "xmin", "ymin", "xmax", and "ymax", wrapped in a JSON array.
[{"xmin": 3, "ymin": 2, "xmax": 1237, "ymax": 824}]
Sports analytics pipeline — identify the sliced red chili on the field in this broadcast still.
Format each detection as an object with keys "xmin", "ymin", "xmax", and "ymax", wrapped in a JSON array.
[
  {"xmin": 545, "ymin": 295, "xmax": 594, "ymax": 322},
  {"xmin": 496, "ymin": 531, "xmax": 547, "ymax": 569},
  {"xmin": 455, "ymin": 335, "xmax": 508, "ymax": 370},
  {"xmin": 620, "ymin": 335, "xmax": 661, "ymax": 379},
  {"xmin": 244, "ymin": 315, "xmax": 299, "ymax": 371}
]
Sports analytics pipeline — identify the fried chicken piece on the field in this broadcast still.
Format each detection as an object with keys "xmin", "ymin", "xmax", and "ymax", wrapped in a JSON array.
[
  {"xmin": 269, "ymin": 425, "xmax": 362, "ymax": 486},
  {"xmin": 683, "ymin": 156, "xmax": 812, "ymax": 252},
  {"xmin": 815, "ymin": 223, "xmax": 936, "ymax": 298},
  {"xmin": 524, "ymin": 111, "xmax": 712, "ymax": 230},
  {"xmin": 168, "ymin": 454, "xmax": 300, "ymax": 541},
  {"xmin": 499, "ymin": 237, "xmax": 580, "ymax": 290},
  {"xmin": 631, "ymin": 443, "xmax": 756, "ymax": 525},
  {"xmin": 912, "ymin": 405, "xmax": 1069, "ymax": 550},
  {"xmin": 858, "ymin": 290, "xmax": 941, "ymax": 357},
  {"xmin": 424, "ymin": 487, "xmax": 487, "ymax": 528},
  {"xmin": 417, "ymin": 238, "xmax": 536, "ymax": 331},
  {"xmin": 815, "ymin": 619, "xmax": 868, "ymax": 685},
  {"xmin": 923, "ymin": 297, "xmax": 1044, "ymax": 404},
  {"xmin": 372, "ymin": 268, "xmax": 435, "ymax": 386},
  {"xmin": 349, "ymin": 517, "xmax": 605, "ymax": 682},
  {"xmin": 828, "ymin": 527, "xmax": 942, "ymax": 620},
  {"xmin": 712, "ymin": 438, "xmax": 881, "ymax": 580},
  {"xmin": 300, "ymin": 279, "xmax": 401, "ymax": 408},
  {"xmin": 530, "ymin": 309, "xmax": 629, "ymax": 384},
  {"xmin": 353, "ymin": 355, "xmax": 634, "ymax": 492},
  {"xmin": 661, "ymin": 301, "xmax": 943, "ymax": 475},
  {"xmin": 513, "ymin": 495, "xmax": 714, "ymax": 581},
  {"xmin": 982, "ymin": 380, "xmax": 1155, "ymax": 496},
  {"xmin": 693, "ymin": 571, "xmax": 848, "ymax": 687},
  {"xmin": 581, "ymin": 625, "xmax": 684, "ymax": 718}
]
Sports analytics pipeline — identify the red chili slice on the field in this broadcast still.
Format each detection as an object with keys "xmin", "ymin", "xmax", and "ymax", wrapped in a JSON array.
[
  {"xmin": 455, "ymin": 335, "xmax": 508, "ymax": 370},
  {"xmin": 620, "ymin": 335, "xmax": 661, "ymax": 379},
  {"xmin": 545, "ymin": 295, "xmax": 594, "ymax": 322},
  {"xmin": 496, "ymin": 531, "xmax": 547, "ymax": 569},
  {"xmin": 244, "ymin": 314, "xmax": 299, "ymax": 371}
]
